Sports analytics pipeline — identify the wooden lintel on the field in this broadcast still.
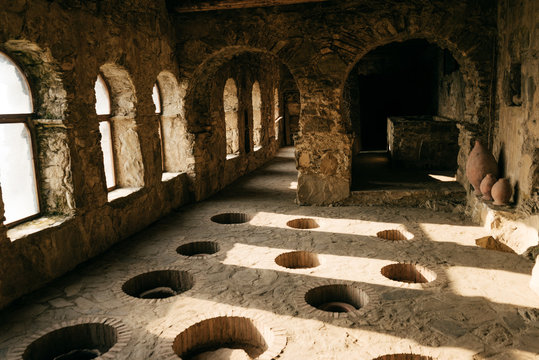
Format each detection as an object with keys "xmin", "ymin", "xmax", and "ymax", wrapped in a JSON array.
[{"xmin": 172, "ymin": 0, "xmax": 329, "ymax": 13}]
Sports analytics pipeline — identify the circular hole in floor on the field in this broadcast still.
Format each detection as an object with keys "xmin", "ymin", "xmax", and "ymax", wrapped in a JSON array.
[
  {"xmin": 275, "ymin": 251, "xmax": 320, "ymax": 269},
  {"xmin": 172, "ymin": 316, "xmax": 276, "ymax": 359},
  {"xmin": 304, "ymin": 284, "xmax": 369, "ymax": 313},
  {"xmin": 380, "ymin": 263, "xmax": 436, "ymax": 284},
  {"xmin": 286, "ymin": 218, "xmax": 319, "ymax": 229},
  {"xmin": 23, "ymin": 323, "xmax": 118, "ymax": 360},
  {"xmin": 177, "ymin": 241, "xmax": 220, "ymax": 257},
  {"xmin": 373, "ymin": 354, "xmax": 435, "ymax": 360},
  {"xmin": 376, "ymin": 229, "xmax": 412, "ymax": 241},
  {"xmin": 122, "ymin": 270, "xmax": 193, "ymax": 299},
  {"xmin": 211, "ymin": 213, "xmax": 252, "ymax": 224}
]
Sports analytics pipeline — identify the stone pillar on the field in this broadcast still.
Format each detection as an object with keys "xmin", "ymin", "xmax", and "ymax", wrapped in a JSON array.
[{"xmin": 295, "ymin": 88, "xmax": 353, "ymax": 205}]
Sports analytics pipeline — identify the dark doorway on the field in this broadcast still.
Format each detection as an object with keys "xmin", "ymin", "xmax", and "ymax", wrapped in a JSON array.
[
  {"xmin": 344, "ymin": 39, "xmax": 464, "ymax": 191},
  {"xmin": 353, "ymin": 39, "xmax": 440, "ymax": 151}
]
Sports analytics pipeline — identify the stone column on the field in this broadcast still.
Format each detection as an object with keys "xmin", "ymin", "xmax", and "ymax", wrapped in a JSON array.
[{"xmin": 295, "ymin": 87, "xmax": 353, "ymax": 205}]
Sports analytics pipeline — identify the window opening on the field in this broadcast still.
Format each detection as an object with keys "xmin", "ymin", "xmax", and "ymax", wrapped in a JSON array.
[
  {"xmin": 95, "ymin": 74, "xmax": 116, "ymax": 190},
  {"xmin": 252, "ymin": 81, "xmax": 262, "ymax": 149},
  {"xmin": 153, "ymin": 82, "xmax": 166, "ymax": 170},
  {"xmin": 224, "ymin": 78, "xmax": 239, "ymax": 156},
  {"xmin": 0, "ymin": 52, "xmax": 40, "ymax": 226},
  {"xmin": 274, "ymin": 87, "xmax": 280, "ymax": 141}
]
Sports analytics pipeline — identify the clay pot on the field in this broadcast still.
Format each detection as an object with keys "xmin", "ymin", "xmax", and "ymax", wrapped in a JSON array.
[
  {"xmin": 491, "ymin": 178, "xmax": 512, "ymax": 205},
  {"xmin": 466, "ymin": 140, "xmax": 498, "ymax": 195},
  {"xmin": 480, "ymin": 173, "xmax": 497, "ymax": 201}
]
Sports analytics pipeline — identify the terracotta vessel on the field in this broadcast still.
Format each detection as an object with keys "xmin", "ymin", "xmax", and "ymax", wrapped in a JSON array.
[
  {"xmin": 491, "ymin": 178, "xmax": 512, "ymax": 205},
  {"xmin": 480, "ymin": 173, "xmax": 497, "ymax": 200},
  {"xmin": 466, "ymin": 140, "xmax": 498, "ymax": 195}
]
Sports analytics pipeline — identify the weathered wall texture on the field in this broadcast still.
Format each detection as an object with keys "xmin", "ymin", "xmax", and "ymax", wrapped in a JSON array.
[
  {"xmin": 495, "ymin": 0, "xmax": 539, "ymax": 211},
  {"xmin": 182, "ymin": 49, "xmax": 282, "ymax": 199},
  {"xmin": 469, "ymin": 0, "xmax": 539, "ymax": 253},
  {"xmin": 467, "ymin": 0, "xmax": 539, "ymax": 288},
  {"xmin": 438, "ymin": 50, "xmax": 466, "ymax": 122},
  {"xmin": 1, "ymin": 0, "xmax": 534, "ymax": 308},
  {"xmin": 387, "ymin": 116, "xmax": 458, "ymax": 170},
  {"xmin": 173, "ymin": 0, "xmax": 497, "ymax": 205},
  {"xmin": 0, "ymin": 0, "xmax": 280, "ymax": 309}
]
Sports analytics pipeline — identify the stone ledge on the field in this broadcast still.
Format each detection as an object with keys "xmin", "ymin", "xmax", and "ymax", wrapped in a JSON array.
[
  {"xmin": 7, "ymin": 215, "xmax": 73, "ymax": 242},
  {"xmin": 469, "ymin": 194, "xmax": 539, "ymax": 255},
  {"xmin": 107, "ymin": 187, "xmax": 142, "ymax": 203},
  {"xmin": 226, "ymin": 153, "xmax": 240, "ymax": 160},
  {"xmin": 161, "ymin": 171, "xmax": 183, "ymax": 182}
]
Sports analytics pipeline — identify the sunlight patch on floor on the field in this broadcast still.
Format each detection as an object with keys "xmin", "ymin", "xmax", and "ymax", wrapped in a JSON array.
[{"xmin": 446, "ymin": 266, "xmax": 539, "ymax": 308}]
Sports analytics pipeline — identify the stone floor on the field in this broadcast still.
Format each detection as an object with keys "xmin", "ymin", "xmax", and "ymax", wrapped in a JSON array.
[
  {"xmin": 1, "ymin": 147, "xmax": 539, "ymax": 359},
  {"xmin": 348, "ymin": 152, "xmax": 466, "ymax": 208}
]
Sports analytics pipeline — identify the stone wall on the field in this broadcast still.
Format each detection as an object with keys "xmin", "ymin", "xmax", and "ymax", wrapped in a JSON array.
[
  {"xmin": 438, "ymin": 49, "xmax": 466, "ymax": 122},
  {"xmin": 0, "ymin": 0, "xmax": 522, "ymax": 308},
  {"xmin": 173, "ymin": 0, "xmax": 497, "ymax": 205},
  {"xmin": 494, "ymin": 0, "xmax": 539, "ymax": 211},
  {"xmin": 467, "ymin": 0, "xmax": 539, "ymax": 294},
  {"xmin": 0, "ymin": 0, "xmax": 281, "ymax": 309},
  {"xmin": 387, "ymin": 116, "xmax": 458, "ymax": 170}
]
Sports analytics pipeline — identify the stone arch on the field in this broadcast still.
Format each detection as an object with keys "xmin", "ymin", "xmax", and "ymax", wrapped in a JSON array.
[
  {"xmin": 98, "ymin": 63, "xmax": 144, "ymax": 188},
  {"xmin": 340, "ymin": 34, "xmax": 485, "ymax": 131},
  {"xmin": 0, "ymin": 40, "xmax": 75, "ymax": 218},
  {"xmin": 183, "ymin": 46, "xmax": 300, "ymax": 200},
  {"xmin": 156, "ymin": 71, "xmax": 182, "ymax": 117},
  {"xmin": 2, "ymin": 40, "xmax": 67, "ymax": 119},
  {"xmin": 100, "ymin": 63, "xmax": 137, "ymax": 118},
  {"xmin": 295, "ymin": 26, "xmax": 494, "ymax": 204},
  {"xmin": 338, "ymin": 34, "xmax": 489, "ymax": 188}
]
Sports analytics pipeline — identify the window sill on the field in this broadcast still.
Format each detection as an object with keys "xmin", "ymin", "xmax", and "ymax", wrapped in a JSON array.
[
  {"xmin": 161, "ymin": 172, "xmax": 182, "ymax": 182},
  {"xmin": 226, "ymin": 154, "xmax": 240, "ymax": 160},
  {"xmin": 108, "ymin": 187, "xmax": 142, "ymax": 202},
  {"xmin": 7, "ymin": 215, "xmax": 73, "ymax": 242}
]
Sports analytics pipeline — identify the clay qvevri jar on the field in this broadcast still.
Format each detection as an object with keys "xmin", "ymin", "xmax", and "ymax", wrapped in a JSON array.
[
  {"xmin": 480, "ymin": 173, "xmax": 497, "ymax": 201},
  {"xmin": 491, "ymin": 178, "xmax": 512, "ymax": 205},
  {"xmin": 466, "ymin": 140, "xmax": 498, "ymax": 195}
]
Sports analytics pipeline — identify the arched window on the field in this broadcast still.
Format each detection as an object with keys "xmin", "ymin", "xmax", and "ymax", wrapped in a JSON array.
[
  {"xmin": 274, "ymin": 87, "xmax": 281, "ymax": 141},
  {"xmin": 224, "ymin": 78, "xmax": 239, "ymax": 157},
  {"xmin": 252, "ymin": 81, "xmax": 262, "ymax": 150},
  {"xmin": 152, "ymin": 82, "xmax": 165, "ymax": 170},
  {"xmin": 95, "ymin": 74, "xmax": 116, "ymax": 190},
  {"xmin": 96, "ymin": 64, "xmax": 144, "ymax": 200},
  {"xmin": 0, "ymin": 52, "xmax": 40, "ymax": 226}
]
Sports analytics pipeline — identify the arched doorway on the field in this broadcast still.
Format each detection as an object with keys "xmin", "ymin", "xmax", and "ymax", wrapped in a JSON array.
[
  {"xmin": 183, "ymin": 47, "xmax": 301, "ymax": 200},
  {"xmin": 344, "ymin": 39, "xmax": 463, "ymax": 191}
]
